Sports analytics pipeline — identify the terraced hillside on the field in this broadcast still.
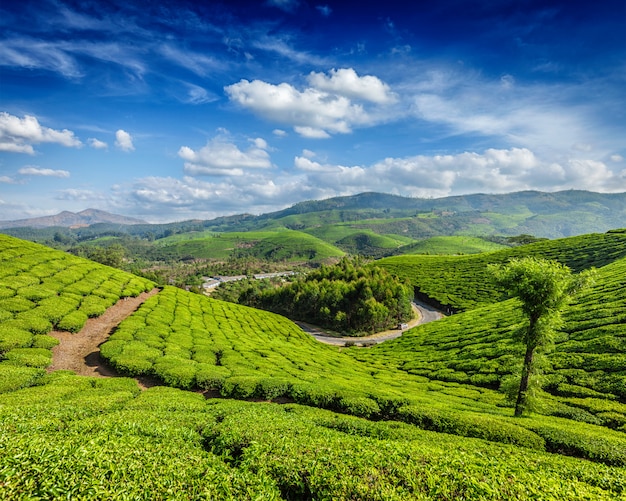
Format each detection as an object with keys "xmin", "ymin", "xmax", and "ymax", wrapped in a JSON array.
[
  {"xmin": 0, "ymin": 235, "xmax": 155, "ymax": 393},
  {"xmin": 376, "ymin": 229, "xmax": 626, "ymax": 311},
  {"xmin": 353, "ymin": 255, "xmax": 626, "ymax": 428},
  {"xmin": 1, "ymin": 234, "xmax": 625, "ymax": 499}
]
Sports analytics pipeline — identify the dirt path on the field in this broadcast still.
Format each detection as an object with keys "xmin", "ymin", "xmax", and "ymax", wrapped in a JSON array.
[{"xmin": 47, "ymin": 288, "xmax": 160, "ymax": 378}]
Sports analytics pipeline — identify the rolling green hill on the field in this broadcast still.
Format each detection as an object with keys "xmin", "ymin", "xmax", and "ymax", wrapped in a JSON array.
[
  {"xmin": 153, "ymin": 229, "xmax": 345, "ymax": 262},
  {"xmin": 1, "ymin": 233, "xmax": 625, "ymax": 499},
  {"xmin": 4, "ymin": 190, "xmax": 626, "ymax": 251},
  {"xmin": 376, "ymin": 229, "xmax": 626, "ymax": 311}
]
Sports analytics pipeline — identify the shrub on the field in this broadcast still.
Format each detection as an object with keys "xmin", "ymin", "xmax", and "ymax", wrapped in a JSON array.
[
  {"xmin": 0, "ymin": 364, "xmax": 45, "ymax": 393},
  {"xmin": 528, "ymin": 422, "xmax": 626, "ymax": 466},
  {"xmin": 256, "ymin": 378, "xmax": 292, "ymax": 400},
  {"xmin": 4, "ymin": 348, "xmax": 52, "ymax": 368},
  {"xmin": 17, "ymin": 285, "xmax": 56, "ymax": 301},
  {"xmin": 0, "ymin": 327, "xmax": 33, "ymax": 352},
  {"xmin": 396, "ymin": 405, "xmax": 546, "ymax": 450},
  {"xmin": 13, "ymin": 310, "xmax": 53, "ymax": 334},
  {"xmin": 57, "ymin": 310, "xmax": 89, "ymax": 333},
  {"xmin": 31, "ymin": 335, "xmax": 60, "ymax": 349},
  {"xmin": 0, "ymin": 296, "xmax": 35, "ymax": 313},
  {"xmin": 220, "ymin": 376, "xmax": 261, "ymax": 399},
  {"xmin": 339, "ymin": 396, "xmax": 381, "ymax": 419},
  {"xmin": 153, "ymin": 357, "xmax": 197, "ymax": 389},
  {"xmin": 79, "ymin": 296, "xmax": 109, "ymax": 317},
  {"xmin": 195, "ymin": 364, "xmax": 231, "ymax": 391}
]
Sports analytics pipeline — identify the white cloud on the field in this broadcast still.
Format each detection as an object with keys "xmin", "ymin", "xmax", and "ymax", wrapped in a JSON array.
[
  {"xmin": 179, "ymin": 136, "xmax": 272, "ymax": 176},
  {"xmin": 294, "ymin": 148, "xmax": 626, "ymax": 197},
  {"xmin": 88, "ymin": 138, "xmax": 108, "ymax": 149},
  {"xmin": 115, "ymin": 129, "xmax": 134, "ymax": 151},
  {"xmin": 57, "ymin": 189, "xmax": 106, "ymax": 201},
  {"xmin": 109, "ymin": 147, "xmax": 626, "ymax": 223},
  {"xmin": 0, "ymin": 176, "xmax": 16, "ymax": 184},
  {"xmin": 610, "ymin": 154, "xmax": 623, "ymax": 162},
  {"xmin": 0, "ymin": 112, "xmax": 82, "ymax": 154},
  {"xmin": 18, "ymin": 166, "xmax": 70, "ymax": 178},
  {"xmin": 225, "ymin": 77, "xmax": 370, "ymax": 137},
  {"xmin": 183, "ymin": 83, "xmax": 219, "ymax": 105},
  {"xmin": 0, "ymin": 38, "xmax": 83, "ymax": 78},
  {"xmin": 307, "ymin": 68, "xmax": 396, "ymax": 104},
  {"xmin": 273, "ymin": 129, "xmax": 287, "ymax": 137},
  {"xmin": 159, "ymin": 44, "xmax": 222, "ymax": 77}
]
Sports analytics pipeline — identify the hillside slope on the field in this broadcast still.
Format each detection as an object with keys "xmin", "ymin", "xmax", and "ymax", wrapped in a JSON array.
[
  {"xmin": 376, "ymin": 229, "xmax": 626, "ymax": 311},
  {"xmin": 1, "ymin": 233, "xmax": 626, "ymax": 499}
]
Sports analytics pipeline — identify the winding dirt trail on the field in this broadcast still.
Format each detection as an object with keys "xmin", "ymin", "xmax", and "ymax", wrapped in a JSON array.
[{"xmin": 47, "ymin": 288, "xmax": 160, "ymax": 378}]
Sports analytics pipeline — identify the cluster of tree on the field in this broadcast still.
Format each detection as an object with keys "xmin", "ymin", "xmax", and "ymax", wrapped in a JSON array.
[
  {"xmin": 68, "ymin": 243, "xmax": 126, "ymax": 268},
  {"xmin": 238, "ymin": 257, "xmax": 413, "ymax": 336}
]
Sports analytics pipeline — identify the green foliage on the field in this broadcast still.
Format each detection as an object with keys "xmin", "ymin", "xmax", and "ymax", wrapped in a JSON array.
[
  {"xmin": 377, "ymin": 230, "xmax": 626, "ymax": 311},
  {"xmin": 2, "ymin": 378, "xmax": 625, "ymax": 500},
  {"xmin": 490, "ymin": 257, "xmax": 595, "ymax": 416},
  {"xmin": 56, "ymin": 310, "xmax": 89, "ymax": 333},
  {"xmin": 0, "ymin": 327, "xmax": 33, "ymax": 353},
  {"xmin": 240, "ymin": 256, "xmax": 413, "ymax": 335},
  {"xmin": 3, "ymin": 347, "xmax": 52, "ymax": 368},
  {"xmin": 0, "ymin": 365, "xmax": 44, "ymax": 393},
  {"xmin": 2, "ymin": 231, "xmax": 626, "ymax": 494}
]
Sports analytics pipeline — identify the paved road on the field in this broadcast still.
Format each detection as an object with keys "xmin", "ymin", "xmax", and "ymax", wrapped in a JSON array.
[{"xmin": 297, "ymin": 300, "xmax": 444, "ymax": 346}]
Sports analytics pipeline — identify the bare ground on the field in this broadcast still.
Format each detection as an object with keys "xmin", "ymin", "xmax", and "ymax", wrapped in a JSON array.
[{"xmin": 47, "ymin": 288, "xmax": 160, "ymax": 387}]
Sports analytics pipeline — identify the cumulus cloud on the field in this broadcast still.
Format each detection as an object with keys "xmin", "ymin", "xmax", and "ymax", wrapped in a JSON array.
[
  {"xmin": 225, "ymin": 68, "xmax": 394, "ymax": 137},
  {"xmin": 112, "ymin": 147, "xmax": 626, "ymax": 222},
  {"xmin": 179, "ymin": 136, "xmax": 272, "ymax": 176},
  {"xmin": 307, "ymin": 68, "xmax": 396, "ymax": 104},
  {"xmin": 88, "ymin": 137, "xmax": 108, "ymax": 149},
  {"xmin": 126, "ymin": 174, "xmax": 310, "ymax": 221},
  {"xmin": 115, "ymin": 129, "xmax": 134, "ymax": 151},
  {"xmin": 294, "ymin": 147, "xmax": 626, "ymax": 197},
  {"xmin": 18, "ymin": 166, "xmax": 70, "ymax": 178},
  {"xmin": 0, "ymin": 112, "xmax": 82, "ymax": 154}
]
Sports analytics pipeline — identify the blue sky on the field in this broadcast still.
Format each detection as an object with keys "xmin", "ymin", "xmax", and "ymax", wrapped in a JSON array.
[{"xmin": 1, "ymin": 0, "xmax": 624, "ymax": 223}]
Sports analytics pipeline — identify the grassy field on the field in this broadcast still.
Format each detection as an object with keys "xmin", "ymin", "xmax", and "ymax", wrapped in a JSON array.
[{"xmin": 1, "ymin": 233, "xmax": 625, "ymax": 499}]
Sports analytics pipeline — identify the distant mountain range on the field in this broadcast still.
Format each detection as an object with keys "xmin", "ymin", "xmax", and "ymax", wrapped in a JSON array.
[
  {"xmin": 1, "ymin": 190, "xmax": 625, "ymax": 240},
  {"xmin": 0, "ymin": 209, "xmax": 146, "ymax": 230}
]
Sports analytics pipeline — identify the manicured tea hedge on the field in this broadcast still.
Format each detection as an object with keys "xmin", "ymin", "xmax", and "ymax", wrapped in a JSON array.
[
  {"xmin": 0, "ymin": 235, "xmax": 154, "ymax": 374},
  {"xmin": 1, "ymin": 374, "xmax": 624, "ymax": 500},
  {"xmin": 377, "ymin": 230, "xmax": 626, "ymax": 311}
]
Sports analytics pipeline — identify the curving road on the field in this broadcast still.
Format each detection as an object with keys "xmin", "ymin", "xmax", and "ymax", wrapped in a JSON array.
[{"xmin": 297, "ymin": 300, "xmax": 444, "ymax": 346}]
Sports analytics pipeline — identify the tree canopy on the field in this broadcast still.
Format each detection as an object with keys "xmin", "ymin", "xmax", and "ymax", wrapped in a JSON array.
[
  {"xmin": 239, "ymin": 257, "xmax": 413, "ymax": 336},
  {"xmin": 490, "ymin": 257, "xmax": 595, "ymax": 416}
]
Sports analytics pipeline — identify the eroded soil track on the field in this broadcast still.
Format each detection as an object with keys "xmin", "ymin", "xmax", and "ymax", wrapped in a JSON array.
[{"xmin": 47, "ymin": 288, "xmax": 160, "ymax": 378}]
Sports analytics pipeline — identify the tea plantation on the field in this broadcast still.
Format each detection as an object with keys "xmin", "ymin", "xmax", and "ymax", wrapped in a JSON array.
[
  {"xmin": 376, "ymin": 229, "xmax": 626, "ymax": 311},
  {"xmin": 0, "ymin": 233, "xmax": 625, "ymax": 499}
]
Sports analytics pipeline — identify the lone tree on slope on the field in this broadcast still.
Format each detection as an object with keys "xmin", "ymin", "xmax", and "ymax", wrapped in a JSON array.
[{"xmin": 489, "ymin": 257, "xmax": 595, "ymax": 417}]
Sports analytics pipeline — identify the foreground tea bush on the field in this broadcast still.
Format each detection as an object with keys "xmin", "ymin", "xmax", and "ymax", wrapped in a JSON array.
[{"xmin": 1, "ymin": 376, "xmax": 624, "ymax": 500}]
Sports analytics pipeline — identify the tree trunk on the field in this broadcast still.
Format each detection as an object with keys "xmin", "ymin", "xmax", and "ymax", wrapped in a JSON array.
[{"xmin": 515, "ymin": 342, "xmax": 535, "ymax": 417}]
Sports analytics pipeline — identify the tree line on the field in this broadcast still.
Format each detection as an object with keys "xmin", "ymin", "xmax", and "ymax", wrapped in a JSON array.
[{"xmin": 238, "ymin": 257, "xmax": 414, "ymax": 336}]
